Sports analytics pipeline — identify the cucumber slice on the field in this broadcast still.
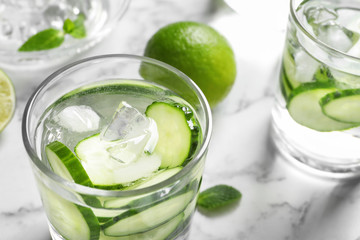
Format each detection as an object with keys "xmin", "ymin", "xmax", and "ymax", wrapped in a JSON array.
[
  {"xmin": 40, "ymin": 187, "xmax": 100, "ymax": 240},
  {"xmin": 283, "ymin": 47, "xmax": 300, "ymax": 89},
  {"xmin": 320, "ymin": 89, "xmax": 360, "ymax": 123},
  {"xmin": 75, "ymin": 134, "xmax": 161, "ymax": 187},
  {"xmin": 145, "ymin": 102, "xmax": 192, "ymax": 168},
  {"xmin": 280, "ymin": 64, "xmax": 292, "ymax": 100},
  {"xmin": 102, "ymin": 191, "xmax": 193, "ymax": 236},
  {"xmin": 104, "ymin": 167, "xmax": 182, "ymax": 209},
  {"xmin": 99, "ymin": 213, "xmax": 183, "ymax": 240},
  {"xmin": 45, "ymin": 141, "xmax": 93, "ymax": 187},
  {"xmin": 287, "ymin": 82, "xmax": 356, "ymax": 131},
  {"xmin": 93, "ymin": 208, "xmax": 127, "ymax": 224},
  {"xmin": 127, "ymin": 167, "xmax": 182, "ymax": 190}
]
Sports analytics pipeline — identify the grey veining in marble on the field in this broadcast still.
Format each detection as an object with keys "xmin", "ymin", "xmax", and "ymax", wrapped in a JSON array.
[{"xmin": 2, "ymin": 0, "xmax": 360, "ymax": 240}]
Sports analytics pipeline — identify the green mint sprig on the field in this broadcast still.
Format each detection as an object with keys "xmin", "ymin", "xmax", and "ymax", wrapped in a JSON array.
[
  {"xmin": 18, "ymin": 13, "xmax": 86, "ymax": 52},
  {"xmin": 197, "ymin": 184, "xmax": 241, "ymax": 210}
]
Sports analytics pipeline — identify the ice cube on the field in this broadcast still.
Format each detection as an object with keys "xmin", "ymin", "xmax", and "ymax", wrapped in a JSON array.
[
  {"xmin": 101, "ymin": 101, "xmax": 159, "ymax": 164},
  {"xmin": 317, "ymin": 23, "xmax": 355, "ymax": 52},
  {"xmin": 44, "ymin": 120, "xmax": 63, "ymax": 142},
  {"xmin": 106, "ymin": 135, "xmax": 148, "ymax": 164},
  {"xmin": 101, "ymin": 101, "xmax": 149, "ymax": 141},
  {"xmin": 294, "ymin": 50, "xmax": 320, "ymax": 83},
  {"xmin": 304, "ymin": 6, "xmax": 359, "ymax": 52},
  {"xmin": 305, "ymin": 6, "xmax": 337, "ymax": 26},
  {"xmin": 54, "ymin": 105, "xmax": 100, "ymax": 133}
]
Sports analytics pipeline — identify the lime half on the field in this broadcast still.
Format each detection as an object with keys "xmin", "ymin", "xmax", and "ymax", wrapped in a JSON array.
[{"xmin": 0, "ymin": 70, "xmax": 15, "ymax": 132}]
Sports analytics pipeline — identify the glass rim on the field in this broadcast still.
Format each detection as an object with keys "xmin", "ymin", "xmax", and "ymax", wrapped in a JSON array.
[
  {"xmin": 290, "ymin": 0, "xmax": 360, "ymax": 61},
  {"xmin": 22, "ymin": 54, "xmax": 213, "ymax": 197}
]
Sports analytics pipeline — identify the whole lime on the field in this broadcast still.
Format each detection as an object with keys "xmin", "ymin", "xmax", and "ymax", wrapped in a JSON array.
[{"xmin": 143, "ymin": 21, "xmax": 237, "ymax": 107}]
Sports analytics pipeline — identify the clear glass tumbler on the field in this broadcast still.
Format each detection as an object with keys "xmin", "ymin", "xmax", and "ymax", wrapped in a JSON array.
[
  {"xmin": 272, "ymin": 0, "xmax": 360, "ymax": 177},
  {"xmin": 22, "ymin": 54, "xmax": 212, "ymax": 240},
  {"xmin": 0, "ymin": 0, "xmax": 129, "ymax": 68}
]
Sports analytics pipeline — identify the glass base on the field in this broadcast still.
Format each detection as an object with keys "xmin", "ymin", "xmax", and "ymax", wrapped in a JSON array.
[
  {"xmin": 48, "ymin": 216, "xmax": 192, "ymax": 240},
  {"xmin": 271, "ymin": 101, "xmax": 360, "ymax": 179}
]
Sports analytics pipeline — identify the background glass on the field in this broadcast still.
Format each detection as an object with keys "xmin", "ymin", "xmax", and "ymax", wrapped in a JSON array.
[
  {"xmin": 272, "ymin": 0, "xmax": 360, "ymax": 177},
  {"xmin": 0, "ymin": 0, "xmax": 129, "ymax": 69},
  {"xmin": 22, "ymin": 54, "xmax": 212, "ymax": 239}
]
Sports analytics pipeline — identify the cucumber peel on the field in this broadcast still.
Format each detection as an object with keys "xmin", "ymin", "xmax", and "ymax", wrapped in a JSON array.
[
  {"xmin": 280, "ymin": 63, "xmax": 293, "ymax": 101},
  {"xmin": 320, "ymin": 88, "xmax": 360, "ymax": 124},
  {"xmin": 46, "ymin": 141, "xmax": 94, "ymax": 187}
]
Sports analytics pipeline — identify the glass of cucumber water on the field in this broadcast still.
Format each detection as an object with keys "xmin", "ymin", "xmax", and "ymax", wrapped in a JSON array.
[
  {"xmin": 22, "ymin": 54, "xmax": 212, "ymax": 240},
  {"xmin": 272, "ymin": 0, "xmax": 360, "ymax": 176},
  {"xmin": 0, "ymin": 0, "xmax": 129, "ymax": 68}
]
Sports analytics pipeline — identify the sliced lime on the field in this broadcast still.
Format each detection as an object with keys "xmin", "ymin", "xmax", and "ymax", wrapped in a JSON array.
[{"xmin": 0, "ymin": 70, "xmax": 15, "ymax": 132}]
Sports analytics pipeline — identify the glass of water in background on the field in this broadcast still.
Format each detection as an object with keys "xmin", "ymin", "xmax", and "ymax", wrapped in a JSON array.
[
  {"xmin": 0, "ymin": 0, "xmax": 129, "ymax": 68},
  {"xmin": 272, "ymin": 0, "xmax": 360, "ymax": 177}
]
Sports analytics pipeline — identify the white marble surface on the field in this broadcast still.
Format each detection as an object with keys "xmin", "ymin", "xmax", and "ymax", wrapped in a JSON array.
[{"xmin": 2, "ymin": 0, "xmax": 360, "ymax": 240}]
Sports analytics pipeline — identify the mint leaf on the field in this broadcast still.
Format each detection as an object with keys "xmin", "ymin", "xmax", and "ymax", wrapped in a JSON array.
[
  {"xmin": 18, "ymin": 29, "xmax": 65, "ymax": 52},
  {"xmin": 197, "ymin": 184, "xmax": 241, "ymax": 210},
  {"xmin": 69, "ymin": 13, "xmax": 86, "ymax": 39},
  {"xmin": 63, "ymin": 19, "xmax": 75, "ymax": 34},
  {"xmin": 18, "ymin": 13, "xmax": 87, "ymax": 52}
]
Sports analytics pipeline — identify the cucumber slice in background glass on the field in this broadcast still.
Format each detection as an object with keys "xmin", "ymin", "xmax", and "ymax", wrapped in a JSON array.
[
  {"xmin": 287, "ymin": 82, "xmax": 357, "ymax": 131},
  {"xmin": 280, "ymin": 64, "xmax": 293, "ymax": 100},
  {"xmin": 320, "ymin": 88, "xmax": 360, "ymax": 123}
]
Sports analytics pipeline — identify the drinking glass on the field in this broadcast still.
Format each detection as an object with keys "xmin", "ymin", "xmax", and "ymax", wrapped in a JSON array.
[
  {"xmin": 272, "ymin": 0, "xmax": 360, "ymax": 177},
  {"xmin": 0, "ymin": 0, "xmax": 129, "ymax": 68},
  {"xmin": 22, "ymin": 54, "xmax": 212, "ymax": 239}
]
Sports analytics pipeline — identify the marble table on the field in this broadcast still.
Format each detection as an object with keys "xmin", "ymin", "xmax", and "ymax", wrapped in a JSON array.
[{"xmin": 2, "ymin": 0, "xmax": 360, "ymax": 239}]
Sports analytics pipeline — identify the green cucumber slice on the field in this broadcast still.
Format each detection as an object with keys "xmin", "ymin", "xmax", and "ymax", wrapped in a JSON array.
[
  {"xmin": 280, "ymin": 64, "xmax": 292, "ymax": 100},
  {"xmin": 93, "ymin": 208, "xmax": 127, "ymax": 224},
  {"xmin": 75, "ymin": 134, "xmax": 161, "ymax": 187},
  {"xmin": 320, "ymin": 89, "xmax": 360, "ymax": 123},
  {"xmin": 145, "ymin": 102, "xmax": 192, "ymax": 168},
  {"xmin": 102, "ymin": 191, "xmax": 193, "ymax": 236},
  {"xmin": 287, "ymin": 82, "xmax": 357, "ymax": 131},
  {"xmin": 104, "ymin": 167, "xmax": 182, "ymax": 209},
  {"xmin": 46, "ymin": 141, "xmax": 94, "ymax": 187},
  {"xmin": 127, "ymin": 167, "xmax": 182, "ymax": 190},
  {"xmin": 283, "ymin": 47, "xmax": 300, "ymax": 89},
  {"xmin": 40, "ymin": 187, "xmax": 100, "ymax": 240},
  {"xmin": 99, "ymin": 213, "xmax": 183, "ymax": 240}
]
